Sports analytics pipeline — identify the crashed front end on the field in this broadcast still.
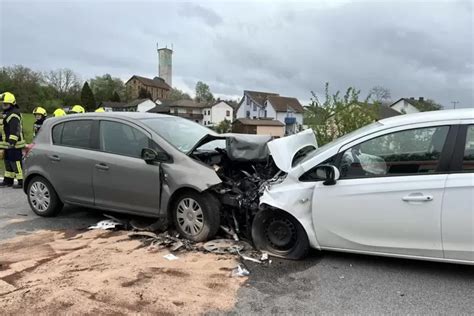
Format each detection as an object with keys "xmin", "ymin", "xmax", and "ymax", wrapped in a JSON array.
[{"xmin": 190, "ymin": 129, "xmax": 318, "ymax": 241}]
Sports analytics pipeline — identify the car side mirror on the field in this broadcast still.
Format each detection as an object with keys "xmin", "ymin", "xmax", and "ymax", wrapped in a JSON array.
[
  {"xmin": 141, "ymin": 148, "xmax": 171, "ymax": 163},
  {"xmin": 315, "ymin": 164, "xmax": 340, "ymax": 185}
]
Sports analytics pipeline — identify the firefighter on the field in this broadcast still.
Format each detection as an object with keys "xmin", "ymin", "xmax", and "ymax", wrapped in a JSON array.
[
  {"xmin": 0, "ymin": 92, "xmax": 25, "ymax": 188},
  {"xmin": 95, "ymin": 107, "xmax": 105, "ymax": 113},
  {"xmin": 53, "ymin": 108, "xmax": 66, "ymax": 117},
  {"xmin": 32, "ymin": 106, "xmax": 47, "ymax": 137},
  {"xmin": 69, "ymin": 105, "xmax": 85, "ymax": 114}
]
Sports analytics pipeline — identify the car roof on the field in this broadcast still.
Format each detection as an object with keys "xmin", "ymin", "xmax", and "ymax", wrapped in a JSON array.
[
  {"xmin": 62, "ymin": 112, "xmax": 172, "ymax": 120},
  {"xmin": 379, "ymin": 108, "xmax": 473, "ymax": 127}
]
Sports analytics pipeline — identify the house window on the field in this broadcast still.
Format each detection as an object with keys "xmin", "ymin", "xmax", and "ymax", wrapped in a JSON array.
[
  {"xmin": 246, "ymin": 97, "xmax": 250, "ymax": 105},
  {"xmin": 226, "ymin": 110, "xmax": 230, "ymax": 117},
  {"xmin": 253, "ymin": 103, "xmax": 257, "ymax": 111},
  {"xmin": 208, "ymin": 110, "xmax": 211, "ymax": 115},
  {"xmin": 246, "ymin": 111, "xmax": 250, "ymax": 118},
  {"xmin": 253, "ymin": 116, "xmax": 256, "ymax": 119},
  {"xmin": 264, "ymin": 110, "xmax": 267, "ymax": 118}
]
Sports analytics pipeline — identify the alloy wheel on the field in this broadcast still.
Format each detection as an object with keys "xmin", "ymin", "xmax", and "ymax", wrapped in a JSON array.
[{"xmin": 29, "ymin": 181, "xmax": 51, "ymax": 213}]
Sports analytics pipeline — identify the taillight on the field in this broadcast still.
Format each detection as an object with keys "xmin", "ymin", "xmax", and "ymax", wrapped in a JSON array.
[{"xmin": 24, "ymin": 143, "xmax": 35, "ymax": 157}]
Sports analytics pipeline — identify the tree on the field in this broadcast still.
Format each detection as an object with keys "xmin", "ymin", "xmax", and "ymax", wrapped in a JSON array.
[
  {"xmin": 44, "ymin": 68, "xmax": 81, "ymax": 100},
  {"xmin": 195, "ymin": 81, "xmax": 214, "ymax": 103},
  {"xmin": 0, "ymin": 65, "xmax": 59, "ymax": 112},
  {"xmin": 138, "ymin": 87, "xmax": 152, "ymax": 99},
  {"xmin": 215, "ymin": 119, "xmax": 232, "ymax": 133},
  {"xmin": 369, "ymin": 86, "xmax": 391, "ymax": 104},
  {"xmin": 90, "ymin": 74, "xmax": 125, "ymax": 102},
  {"xmin": 110, "ymin": 91, "xmax": 121, "ymax": 102},
  {"xmin": 81, "ymin": 82, "xmax": 96, "ymax": 112},
  {"xmin": 168, "ymin": 87, "xmax": 191, "ymax": 101},
  {"xmin": 411, "ymin": 99, "xmax": 442, "ymax": 112},
  {"xmin": 305, "ymin": 83, "xmax": 379, "ymax": 145}
]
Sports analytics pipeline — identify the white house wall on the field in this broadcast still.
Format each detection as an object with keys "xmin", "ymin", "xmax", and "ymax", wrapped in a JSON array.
[
  {"xmin": 137, "ymin": 100, "xmax": 157, "ymax": 113},
  {"xmin": 211, "ymin": 102, "xmax": 233, "ymax": 124},
  {"xmin": 391, "ymin": 100, "xmax": 420, "ymax": 114}
]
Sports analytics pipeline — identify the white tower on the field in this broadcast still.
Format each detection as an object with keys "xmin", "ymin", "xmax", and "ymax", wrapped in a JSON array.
[{"xmin": 157, "ymin": 44, "xmax": 173, "ymax": 87}]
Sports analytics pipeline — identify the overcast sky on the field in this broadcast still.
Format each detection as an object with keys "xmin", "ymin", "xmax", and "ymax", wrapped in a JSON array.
[{"xmin": 1, "ymin": 0, "xmax": 472, "ymax": 108}]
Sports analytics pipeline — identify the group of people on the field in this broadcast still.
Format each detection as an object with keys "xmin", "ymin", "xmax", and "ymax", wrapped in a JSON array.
[{"xmin": 1, "ymin": 91, "xmax": 106, "ymax": 188}]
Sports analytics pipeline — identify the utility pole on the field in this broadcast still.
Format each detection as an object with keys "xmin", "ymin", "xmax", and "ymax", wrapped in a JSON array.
[{"xmin": 451, "ymin": 101, "xmax": 459, "ymax": 109}]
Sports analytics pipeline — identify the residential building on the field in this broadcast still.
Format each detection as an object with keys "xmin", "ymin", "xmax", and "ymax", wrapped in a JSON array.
[
  {"xmin": 233, "ymin": 118, "xmax": 285, "ymax": 137},
  {"xmin": 101, "ymin": 99, "xmax": 158, "ymax": 112},
  {"xmin": 167, "ymin": 99, "xmax": 206, "ymax": 124},
  {"xmin": 236, "ymin": 90, "xmax": 304, "ymax": 135},
  {"xmin": 389, "ymin": 97, "xmax": 429, "ymax": 114},
  {"xmin": 125, "ymin": 75, "xmax": 171, "ymax": 101},
  {"xmin": 202, "ymin": 101, "xmax": 234, "ymax": 127}
]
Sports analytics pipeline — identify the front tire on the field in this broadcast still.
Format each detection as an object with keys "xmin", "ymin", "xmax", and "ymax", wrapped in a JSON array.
[
  {"xmin": 252, "ymin": 208, "xmax": 309, "ymax": 260},
  {"xmin": 172, "ymin": 191, "xmax": 220, "ymax": 242},
  {"xmin": 27, "ymin": 176, "xmax": 63, "ymax": 217}
]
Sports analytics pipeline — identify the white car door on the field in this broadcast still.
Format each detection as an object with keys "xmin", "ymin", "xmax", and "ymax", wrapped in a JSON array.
[
  {"xmin": 442, "ymin": 124, "xmax": 474, "ymax": 262},
  {"xmin": 312, "ymin": 124, "xmax": 454, "ymax": 258}
]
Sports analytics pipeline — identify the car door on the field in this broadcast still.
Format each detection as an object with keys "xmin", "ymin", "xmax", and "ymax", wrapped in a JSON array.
[
  {"xmin": 48, "ymin": 119, "xmax": 96, "ymax": 205},
  {"xmin": 442, "ymin": 123, "xmax": 474, "ymax": 262},
  {"xmin": 92, "ymin": 120, "xmax": 161, "ymax": 215},
  {"xmin": 311, "ymin": 123, "xmax": 454, "ymax": 258}
]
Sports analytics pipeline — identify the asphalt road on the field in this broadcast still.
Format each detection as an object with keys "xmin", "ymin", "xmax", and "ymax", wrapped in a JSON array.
[{"xmin": 2, "ymin": 188, "xmax": 473, "ymax": 314}]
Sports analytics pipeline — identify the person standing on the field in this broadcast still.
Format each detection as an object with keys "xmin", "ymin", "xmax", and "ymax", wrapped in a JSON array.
[
  {"xmin": 0, "ymin": 92, "xmax": 26, "ymax": 188},
  {"xmin": 32, "ymin": 106, "xmax": 47, "ymax": 137}
]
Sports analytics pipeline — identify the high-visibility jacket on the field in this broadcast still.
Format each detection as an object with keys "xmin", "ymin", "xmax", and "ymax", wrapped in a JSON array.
[{"xmin": 0, "ymin": 107, "xmax": 25, "ymax": 149}]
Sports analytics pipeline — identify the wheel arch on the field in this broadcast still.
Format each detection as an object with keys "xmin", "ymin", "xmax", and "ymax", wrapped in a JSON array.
[
  {"xmin": 260, "ymin": 202, "xmax": 320, "ymax": 250},
  {"xmin": 23, "ymin": 172, "xmax": 59, "ymax": 199}
]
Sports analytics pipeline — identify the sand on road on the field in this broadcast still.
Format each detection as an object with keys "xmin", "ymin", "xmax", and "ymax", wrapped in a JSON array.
[{"xmin": 0, "ymin": 229, "xmax": 245, "ymax": 315}]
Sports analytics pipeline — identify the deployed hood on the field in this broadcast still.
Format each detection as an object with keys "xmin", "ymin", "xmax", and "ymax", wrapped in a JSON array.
[{"xmin": 267, "ymin": 129, "xmax": 318, "ymax": 172}]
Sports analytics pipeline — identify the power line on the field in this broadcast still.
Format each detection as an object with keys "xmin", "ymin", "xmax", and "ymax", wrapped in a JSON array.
[{"xmin": 451, "ymin": 101, "xmax": 459, "ymax": 109}]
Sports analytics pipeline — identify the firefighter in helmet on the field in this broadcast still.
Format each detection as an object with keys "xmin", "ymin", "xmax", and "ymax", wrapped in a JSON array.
[
  {"xmin": 32, "ymin": 107, "xmax": 47, "ymax": 137},
  {"xmin": 53, "ymin": 108, "xmax": 67, "ymax": 117},
  {"xmin": 69, "ymin": 105, "xmax": 85, "ymax": 114},
  {"xmin": 0, "ymin": 92, "xmax": 26, "ymax": 188}
]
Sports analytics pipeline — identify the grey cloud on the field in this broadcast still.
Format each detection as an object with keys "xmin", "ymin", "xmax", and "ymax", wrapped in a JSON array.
[
  {"xmin": 1, "ymin": 0, "xmax": 472, "ymax": 108},
  {"xmin": 179, "ymin": 3, "xmax": 223, "ymax": 27}
]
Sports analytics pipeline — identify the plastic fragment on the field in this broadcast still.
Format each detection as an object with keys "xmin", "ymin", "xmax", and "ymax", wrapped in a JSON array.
[
  {"xmin": 231, "ymin": 264, "xmax": 250, "ymax": 277},
  {"xmin": 163, "ymin": 254, "xmax": 179, "ymax": 261},
  {"xmin": 261, "ymin": 252, "xmax": 269, "ymax": 261}
]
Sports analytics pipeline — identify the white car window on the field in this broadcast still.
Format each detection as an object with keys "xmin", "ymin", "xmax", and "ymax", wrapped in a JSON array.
[{"xmin": 339, "ymin": 126, "xmax": 449, "ymax": 179}]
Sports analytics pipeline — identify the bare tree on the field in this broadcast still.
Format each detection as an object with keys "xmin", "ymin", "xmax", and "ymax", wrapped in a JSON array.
[
  {"xmin": 369, "ymin": 86, "xmax": 391, "ymax": 104},
  {"xmin": 45, "ymin": 68, "xmax": 81, "ymax": 99}
]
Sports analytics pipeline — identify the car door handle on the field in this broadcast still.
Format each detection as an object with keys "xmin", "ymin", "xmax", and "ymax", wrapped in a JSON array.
[
  {"xmin": 95, "ymin": 163, "xmax": 109, "ymax": 171},
  {"xmin": 48, "ymin": 155, "xmax": 61, "ymax": 162},
  {"xmin": 402, "ymin": 193, "xmax": 433, "ymax": 202}
]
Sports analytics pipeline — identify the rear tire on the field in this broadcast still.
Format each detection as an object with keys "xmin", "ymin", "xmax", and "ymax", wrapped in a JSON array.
[
  {"xmin": 172, "ymin": 191, "xmax": 220, "ymax": 242},
  {"xmin": 27, "ymin": 176, "xmax": 63, "ymax": 217},
  {"xmin": 252, "ymin": 208, "xmax": 309, "ymax": 260}
]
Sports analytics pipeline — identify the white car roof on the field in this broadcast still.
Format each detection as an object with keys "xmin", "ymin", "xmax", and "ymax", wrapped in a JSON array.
[{"xmin": 379, "ymin": 108, "xmax": 473, "ymax": 127}]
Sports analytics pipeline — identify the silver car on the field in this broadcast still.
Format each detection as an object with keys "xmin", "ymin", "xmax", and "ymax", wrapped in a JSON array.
[{"xmin": 23, "ymin": 113, "xmax": 285, "ymax": 242}]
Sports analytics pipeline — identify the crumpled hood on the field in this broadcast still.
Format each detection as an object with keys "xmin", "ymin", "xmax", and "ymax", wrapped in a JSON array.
[{"xmin": 267, "ymin": 129, "xmax": 318, "ymax": 172}]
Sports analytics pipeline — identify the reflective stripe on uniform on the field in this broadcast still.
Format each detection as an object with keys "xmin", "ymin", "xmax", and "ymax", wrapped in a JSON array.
[
  {"xmin": 15, "ymin": 161, "xmax": 23, "ymax": 180},
  {"xmin": 9, "ymin": 134, "xmax": 18, "ymax": 141},
  {"xmin": 15, "ymin": 140, "xmax": 26, "ymax": 149},
  {"xmin": 4, "ymin": 171, "xmax": 15, "ymax": 178},
  {"xmin": 5, "ymin": 113, "xmax": 21, "ymax": 123},
  {"xmin": 0, "ymin": 142, "xmax": 8, "ymax": 149}
]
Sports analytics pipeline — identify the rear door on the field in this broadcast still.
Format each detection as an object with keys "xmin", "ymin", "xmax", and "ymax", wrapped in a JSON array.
[
  {"xmin": 312, "ymin": 123, "xmax": 455, "ymax": 258},
  {"xmin": 48, "ymin": 119, "xmax": 96, "ymax": 205},
  {"xmin": 442, "ymin": 123, "xmax": 474, "ymax": 262},
  {"xmin": 92, "ymin": 120, "xmax": 161, "ymax": 215}
]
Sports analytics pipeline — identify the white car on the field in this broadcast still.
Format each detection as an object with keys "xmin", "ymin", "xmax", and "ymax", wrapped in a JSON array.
[{"xmin": 252, "ymin": 109, "xmax": 473, "ymax": 265}]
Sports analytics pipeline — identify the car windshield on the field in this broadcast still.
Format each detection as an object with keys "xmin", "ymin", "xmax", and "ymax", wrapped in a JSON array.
[
  {"xmin": 141, "ymin": 117, "xmax": 216, "ymax": 153},
  {"xmin": 298, "ymin": 121, "xmax": 383, "ymax": 165}
]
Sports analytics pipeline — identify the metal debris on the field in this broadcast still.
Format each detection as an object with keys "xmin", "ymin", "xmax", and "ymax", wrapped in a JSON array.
[
  {"xmin": 203, "ymin": 239, "xmax": 246, "ymax": 254},
  {"xmin": 128, "ymin": 231, "xmax": 197, "ymax": 252},
  {"xmin": 88, "ymin": 219, "xmax": 123, "ymax": 230}
]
